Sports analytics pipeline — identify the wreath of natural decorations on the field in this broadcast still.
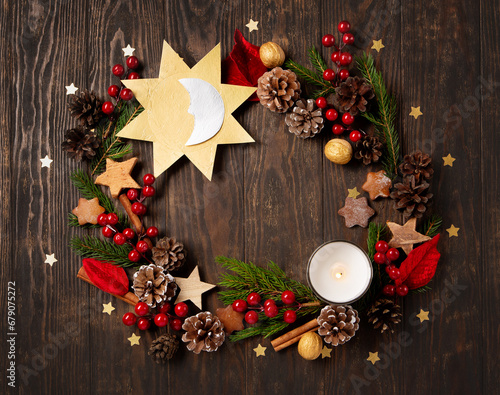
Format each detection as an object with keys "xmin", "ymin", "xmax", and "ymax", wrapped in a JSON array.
[{"xmin": 64, "ymin": 20, "xmax": 442, "ymax": 363}]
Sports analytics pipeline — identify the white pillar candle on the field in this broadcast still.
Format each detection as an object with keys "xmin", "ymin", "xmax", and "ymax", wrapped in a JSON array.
[{"xmin": 307, "ymin": 241, "xmax": 372, "ymax": 304}]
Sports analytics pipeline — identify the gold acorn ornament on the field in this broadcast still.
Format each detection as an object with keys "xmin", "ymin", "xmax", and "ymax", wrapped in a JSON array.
[
  {"xmin": 259, "ymin": 42, "xmax": 286, "ymax": 68},
  {"xmin": 297, "ymin": 332, "xmax": 323, "ymax": 360},
  {"xmin": 325, "ymin": 139, "xmax": 352, "ymax": 164}
]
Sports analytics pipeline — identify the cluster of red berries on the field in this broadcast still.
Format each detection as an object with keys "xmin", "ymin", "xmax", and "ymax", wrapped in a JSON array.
[
  {"xmin": 122, "ymin": 301, "xmax": 188, "ymax": 331},
  {"xmin": 232, "ymin": 290, "xmax": 299, "ymax": 325},
  {"xmin": 102, "ymin": 54, "xmax": 141, "ymax": 117},
  {"xmin": 373, "ymin": 241, "xmax": 409, "ymax": 297}
]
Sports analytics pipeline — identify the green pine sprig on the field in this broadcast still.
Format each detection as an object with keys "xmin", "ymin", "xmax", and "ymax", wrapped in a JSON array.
[
  {"xmin": 421, "ymin": 214, "xmax": 443, "ymax": 237},
  {"xmin": 70, "ymin": 235, "xmax": 135, "ymax": 267},
  {"xmin": 410, "ymin": 285, "xmax": 432, "ymax": 294},
  {"xmin": 68, "ymin": 212, "xmax": 99, "ymax": 228}
]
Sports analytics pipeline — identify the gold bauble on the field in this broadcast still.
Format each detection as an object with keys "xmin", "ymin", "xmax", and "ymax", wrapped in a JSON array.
[
  {"xmin": 259, "ymin": 42, "xmax": 286, "ymax": 68},
  {"xmin": 324, "ymin": 138, "xmax": 352, "ymax": 164},
  {"xmin": 297, "ymin": 332, "xmax": 323, "ymax": 360}
]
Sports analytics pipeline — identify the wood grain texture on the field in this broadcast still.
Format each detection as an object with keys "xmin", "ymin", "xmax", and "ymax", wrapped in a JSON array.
[{"xmin": 0, "ymin": 0, "xmax": 498, "ymax": 394}]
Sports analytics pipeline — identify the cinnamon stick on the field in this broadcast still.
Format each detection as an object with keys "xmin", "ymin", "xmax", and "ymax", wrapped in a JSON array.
[
  {"xmin": 118, "ymin": 193, "xmax": 153, "ymax": 249},
  {"xmin": 271, "ymin": 319, "xmax": 319, "ymax": 351}
]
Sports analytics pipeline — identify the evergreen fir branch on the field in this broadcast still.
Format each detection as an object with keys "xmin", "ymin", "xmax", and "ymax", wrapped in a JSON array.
[
  {"xmin": 285, "ymin": 59, "xmax": 330, "ymax": 89},
  {"xmin": 68, "ymin": 213, "xmax": 100, "ymax": 228},
  {"xmin": 308, "ymin": 46, "xmax": 328, "ymax": 75},
  {"xmin": 421, "ymin": 214, "xmax": 443, "ymax": 237},
  {"xmin": 311, "ymin": 85, "xmax": 336, "ymax": 100},
  {"xmin": 70, "ymin": 235, "xmax": 135, "ymax": 267},
  {"xmin": 410, "ymin": 285, "xmax": 432, "ymax": 294}
]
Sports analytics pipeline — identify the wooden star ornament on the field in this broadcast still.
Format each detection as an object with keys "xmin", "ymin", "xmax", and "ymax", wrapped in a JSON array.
[
  {"xmin": 95, "ymin": 158, "xmax": 141, "ymax": 198},
  {"xmin": 387, "ymin": 218, "xmax": 431, "ymax": 255},
  {"xmin": 338, "ymin": 197, "xmax": 375, "ymax": 228},
  {"xmin": 72, "ymin": 197, "xmax": 105, "ymax": 225},
  {"xmin": 362, "ymin": 170, "xmax": 392, "ymax": 200},
  {"xmin": 175, "ymin": 266, "xmax": 216, "ymax": 309}
]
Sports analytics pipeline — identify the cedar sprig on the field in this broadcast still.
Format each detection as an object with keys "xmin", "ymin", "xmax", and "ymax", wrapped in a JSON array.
[
  {"xmin": 356, "ymin": 53, "xmax": 400, "ymax": 178},
  {"xmin": 284, "ymin": 58, "xmax": 336, "ymax": 99},
  {"xmin": 421, "ymin": 214, "xmax": 443, "ymax": 237},
  {"xmin": 70, "ymin": 235, "xmax": 135, "ymax": 267}
]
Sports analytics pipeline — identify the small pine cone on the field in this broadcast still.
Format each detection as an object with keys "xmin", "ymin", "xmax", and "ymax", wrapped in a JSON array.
[
  {"xmin": 399, "ymin": 151, "xmax": 434, "ymax": 183},
  {"xmin": 181, "ymin": 312, "xmax": 225, "ymax": 354},
  {"xmin": 317, "ymin": 305, "xmax": 360, "ymax": 346},
  {"xmin": 333, "ymin": 76, "xmax": 375, "ymax": 115},
  {"xmin": 67, "ymin": 89, "xmax": 104, "ymax": 128},
  {"xmin": 390, "ymin": 176, "xmax": 433, "ymax": 221},
  {"xmin": 367, "ymin": 298, "xmax": 402, "ymax": 334},
  {"xmin": 257, "ymin": 67, "xmax": 301, "ymax": 113},
  {"xmin": 152, "ymin": 237, "xmax": 187, "ymax": 272},
  {"xmin": 148, "ymin": 334, "xmax": 179, "ymax": 363},
  {"xmin": 354, "ymin": 135, "xmax": 383, "ymax": 165},
  {"xmin": 132, "ymin": 264, "xmax": 177, "ymax": 308},
  {"xmin": 61, "ymin": 126, "xmax": 101, "ymax": 161},
  {"xmin": 285, "ymin": 98, "xmax": 324, "ymax": 138}
]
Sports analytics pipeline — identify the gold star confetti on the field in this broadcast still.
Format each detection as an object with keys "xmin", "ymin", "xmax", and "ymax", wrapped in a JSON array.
[
  {"xmin": 253, "ymin": 344, "xmax": 266, "ymax": 357},
  {"xmin": 409, "ymin": 106, "xmax": 423, "ymax": 119},
  {"xmin": 416, "ymin": 309, "xmax": 430, "ymax": 322},
  {"xmin": 40, "ymin": 155, "xmax": 53, "ymax": 168},
  {"xmin": 446, "ymin": 225, "xmax": 460, "ymax": 237},
  {"xmin": 367, "ymin": 352, "xmax": 380, "ymax": 365},
  {"xmin": 321, "ymin": 346, "xmax": 332, "ymax": 359},
  {"xmin": 102, "ymin": 302, "xmax": 115, "ymax": 315},
  {"xmin": 442, "ymin": 154, "xmax": 456, "ymax": 167},
  {"xmin": 128, "ymin": 333, "xmax": 141, "ymax": 346},
  {"xmin": 371, "ymin": 39, "xmax": 385, "ymax": 52},
  {"xmin": 347, "ymin": 187, "xmax": 360, "ymax": 199},
  {"xmin": 65, "ymin": 83, "xmax": 78, "ymax": 95},
  {"xmin": 122, "ymin": 44, "xmax": 135, "ymax": 57},
  {"xmin": 44, "ymin": 253, "xmax": 57, "ymax": 267},
  {"xmin": 246, "ymin": 19, "xmax": 259, "ymax": 32}
]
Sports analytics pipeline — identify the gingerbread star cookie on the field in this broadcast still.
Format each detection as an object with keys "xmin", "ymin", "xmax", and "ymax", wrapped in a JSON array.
[
  {"xmin": 387, "ymin": 218, "xmax": 431, "ymax": 255},
  {"xmin": 362, "ymin": 170, "xmax": 392, "ymax": 200},
  {"xmin": 95, "ymin": 158, "xmax": 141, "ymax": 198},
  {"xmin": 338, "ymin": 197, "xmax": 375, "ymax": 228},
  {"xmin": 216, "ymin": 305, "xmax": 245, "ymax": 335},
  {"xmin": 72, "ymin": 197, "xmax": 105, "ymax": 225}
]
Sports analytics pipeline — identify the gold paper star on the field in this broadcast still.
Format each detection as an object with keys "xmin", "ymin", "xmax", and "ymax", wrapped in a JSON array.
[
  {"xmin": 367, "ymin": 352, "xmax": 380, "ymax": 365},
  {"xmin": 117, "ymin": 42, "xmax": 255, "ymax": 180},
  {"xmin": 443, "ymin": 154, "xmax": 456, "ymax": 167},
  {"xmin": 416, "ymin": 309, "xmax": 430, "ymax": 322},
  {"xmin": 409, "ymin": 106, "xmax": 423, "ymax": 119},
  {"xmin": 40, "ymin": 155, "xmax": 53, "ymax": 168},
  {"xmin": 446, "ymin": 224, "xmax": 460, "ymax": 237},
  {"xmin": 347, "ymin": 187, "xmax": 360, "ymax": 199},
  {"xmin": 246, "ymin": 19, "xmax": 259, "ymax": 32},
  {"xmin": 371, "ymin": 39, "xmax": 385, "ymax": 52},
  {"xmin": 253, "ymin": 344, "xmax": 266, "ymax": 357},
  {"xmin": 128, "ymin": 333, "xmax": 141, "ymax": 346},
  {"xmin": 44, "ymin": 253, "xmax": 57, "ymax": 267},
  {"xmin": 94, "ymin": 158, "xmax": 141, "ymax": 198},
  {"xmin": 387, "ymin": 218, "xmax": 431, "ymax": 255},
  {"xmin": 102, "ymin": 302, "xmax": 115, "ymax": 315},
  {"xmin": 321, "ymin": 346, "xmax": 332, "ymax": 359},
  {"xmin": 175, "ymin": 266, "xmax": 216, "ymax": 309}
]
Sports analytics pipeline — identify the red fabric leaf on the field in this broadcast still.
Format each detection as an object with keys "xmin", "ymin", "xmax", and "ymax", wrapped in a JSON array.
[
  {"xmin": 83, "ymin": 258, "xmax": 129, "ymax": 296},
  {"xmin": 395, "ymin": 235, "xmax": 441, "ymax": 289},
  {"xmin": 221, "ymin": 29, "xmax": 267, "ymax": 101}
]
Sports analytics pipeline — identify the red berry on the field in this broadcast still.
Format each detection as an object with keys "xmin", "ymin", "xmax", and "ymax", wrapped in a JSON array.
[
  {"xmin": 128, "ymin": 72, "xmax": 140, "ymax": 80},
  {"xmin": 108, "ymin": 85, "xmax": 120, "ymax": 98},
  {"xmin": 122, "ymin": 312, "xmax": 137, "ymax": 326},
  {"xmin": 339, "ymin": 69, "xmax": 349, "ymax": 80},
  {"xmin": 389, "ymin": 268, "xmax": 401, "ymax": 280},
  {"xmin": 137, "ymin": 317, "xmax": 151, "ymax": 331},
  {"xmin": 342, "ymin": 33, "xmax": 355, "ymax": 45},
  {"xmin": 154, "ymin": 313, "xmax": 169, "ymax": 327},
  {"xmin": 113, "ymin": 233, "xmax": 126, "ymax": 245},
  {"xmin": 107, "ymin": 213, "xmax": 119, "ymax": 225},
  {"xmin": 112, "ymin": 64, "xmax": 125, "ymax": 77},
  {"xmin": 123, "ymin": 228, "xmax": 135, "ymax": 240},
  {"xmin": 102, "ymin": 226, "xmax": 114, "ymax": 238},
  {"xmin": 131, "ymin": 202, "xmax": 146, "ymax": 215},
  {"xmin": 385, "ymin": 264, "xmax": 396, "ymax": 274},
  {"xmin": 316, "ymin": 97, "xmax": 327, "ymax": 109},
  {"xmin": 146, "ymin": 226, "xmax": 159, "ymax": 238},
  {"xmin": 338, "ymin": 20, "xmax": 351, "ymax": 33},
  {"xmin": 375, "ymin": 240, "xmax": 389, "ymax": 253},
  {"xmin": 332, "ymin": 124, "xmax": 345, "ymax": 135},
  {"xmin": 331, "ymin": 51, "xmax": 341, "ymax": 63},
  {"xmin": 159, "ymin": 303, "xmax": 171, "ymax": 314},
  {"xmin": 142, "ymin": 186, "xmax": 155, "ymax": 197},
  {"xmin": 128, "ymin": 249, "xmax": 141, "ymax": 262},
  {"xmin": 102, "ymin": 101, "xmax": 115, "ymax": 115},
  {"xmin": 264, "ymin": 303, "xmax": 279, "ymax": 318},
  {"xmin": 283, "ymin": 310, "xmax": 297, "ymax": 324},
  {"xmin": 127, "ymin": 189, "xmax": 138, "ymax": 201},
  {"xmin": 135, "ymin": 302, "xmax": 149, "ymax": 316},
  {"xmin": 232, "ymin": 299, "xmax": 247, "ymax": 313},
  {"xmin": 349, "ymin": 130, "xmax": 362, "ymax": 142},
  {"xmin": 323, "ymin": 68, "xmax": 335, "ymax": 81},
  {"xmin": 396, "ymin": 284, "xmax": 409, "ymax": 297},
  {"xmin": 170, "ymin": 318, "xmax": 183, "ymax": 331},
  {"xmin": 386, "ymin": 248, "xmax": 400, "ymax": 261},
  {"xmin": 263, "ymin": 299, "xmax": 276, "ymax": 308},
  {"xmin": 325, "ymin": 108, "xmax": 338, "ymax": 121},
  {"xmin": 245, "ymin": 310, "xmax": 259, "ymax": 324},
  {"xmin": 374, "ymin": 252, "xmax": 387, "ymax": 265},
  {"xmin": 340, "ymin": 52, "xmax": 353, "ymax": 66},
  {"xmin": 119, "ymin": 88, "xmax": 133, "ymax": 101},
  {"xmin": 342, "ymin": 112, "xmax": 354, "ymax": 125},
  {"xmin": 136, "ymin": 240, "xmax": 149, "ymax": 253},
  {"xmin": 143, "ymin": 174, "xmax": 155, "ymax": 186},
  {"xmin": 247, "ymin": 292, "xmax": 261, "ymax": 306},
  {"xmin": 322, "ymin": 34, "xmax": 335, "ymax": 47},
  {"xmin": 382, "ymin": 284, "xmax": 396, "ymax": 297},
  {"xmin": 126, "ymin": 55, "xmax": 139, "ymax": 69},
  {"xmin": 97, "ymin": 213, "xmax": 108, "ymax": 226},
  {"xmin": 174, "ymin": 302, "xmax": 189, "ymax": 318},
  {"xmin": 281, "ymin": 290, "xmax": 296, "ymax": 305}
]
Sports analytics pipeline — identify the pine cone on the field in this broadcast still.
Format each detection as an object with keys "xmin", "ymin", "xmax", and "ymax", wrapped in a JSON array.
[
  {"xmin": 257, "ymin": 67, "xmax": 301, "ymax": 113},
  {"xmin": 333, "ymin": 76, "xmax": 374, "ymax": 115},
  {"xmin": 367, "ymin": 298, "xmax": 402, "ymax": 334},
  {"xmin": 181, "ymin": 312, "xmax": 225, "ymax": 354},
  {"xmin": 354, "ymin": 135, "xmax": 383, "ymax": 165},
  {"xmin": 285, "ymin": 98, "xmax": 324, "ymax": 138},
  {"xmin": 67, "ymin": 89, "xmax": 104, "ymax": 128},
  {"xmin": 390, "ymin": 176, "xmax": 433, "ymax": 221},
  {"xmin": 152, "ymin": 237, "xmax": 187, "ymax": 272},
  {"xmin": 317, "ymin": 305, "xmax": 360, "ymax": 346},
  {"xmin": 132, "ymin": 264, "xmax": 177, "ymax": 308},
  {"xmin": 399, "ymin": 151, "xmax": 434, "ymax": 183},
  {"xmin": 148, "ymin": 334, "xmax": 179, "ymax": 363},
  {"xmin": 61, "ymin": 126, "xmax": 101, "ymax": 161}
]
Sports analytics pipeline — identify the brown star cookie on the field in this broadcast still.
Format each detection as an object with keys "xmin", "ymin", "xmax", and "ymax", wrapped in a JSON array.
[
  {"xmin": 216, "ymin": 305, "xmax": 245, "ymax": 335},
  {"xmin": 95, "ymin": 157, "xmax": 141, "ymax": 198},
  {"xmin": 387, "ymin": 218, "xmax": 431, "ymax": 255},
  {"xmin": 72, "ymin": 197, "xmax": 105, "ymax": 225},
  {"xmin": 362, "ymin": 170, "xmax": 392, "ymax": 200},
  {"xmin": 338, "ymin": 197, "xmax": 375, "ymax": 228}
]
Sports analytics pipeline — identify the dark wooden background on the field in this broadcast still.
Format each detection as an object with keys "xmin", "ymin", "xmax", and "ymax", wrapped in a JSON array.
[{"xmin": 1, "ymin": 0, "xmax": 499, "ymax": 394}]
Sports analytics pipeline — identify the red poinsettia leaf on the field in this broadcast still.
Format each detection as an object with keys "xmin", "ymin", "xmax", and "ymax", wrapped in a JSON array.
[
  {"xmin": 396, "ymin": 235, "xmax": 441, "ymax": 289},
  {"xmin": 83, "ymin": 258, "xmax": 129, "ymax": 296}
]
